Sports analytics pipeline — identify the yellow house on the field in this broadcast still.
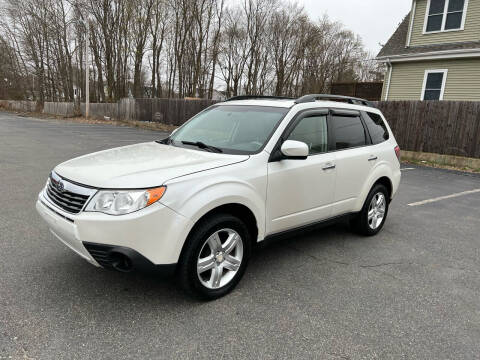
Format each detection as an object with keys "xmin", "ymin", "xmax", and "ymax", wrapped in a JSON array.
[{"xmin": 377, "ymin": 0, "xmax": 480, "ymax": 101}]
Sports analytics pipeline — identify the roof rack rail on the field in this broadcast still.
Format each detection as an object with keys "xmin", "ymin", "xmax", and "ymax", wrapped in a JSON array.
[
  {"xmin": 294, "ymin": 94, "xmax": 373, "ymax": 107},
  {"xmin": 225, "ymin": 95, "xmax": 295, "ymax": 102}
]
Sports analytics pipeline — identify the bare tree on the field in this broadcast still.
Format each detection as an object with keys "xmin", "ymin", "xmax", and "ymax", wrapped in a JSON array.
[
  {"xmin": 130, "ymin": 0, "xmax": 154, "ymax": 97},
  {"xmin": 149, "ymin": 0, "xmax": 168, "ymax": 97},
  {"xmin": 269, "ymin": 3, "xmax": 305, "ymax": 96},
  {"xmin": 0, "ymin": 0, "xmax": 378, "ymax": 102},
  {"xmin": 218, "ymin": 7, "xmax": 249, "ymax": 97}
]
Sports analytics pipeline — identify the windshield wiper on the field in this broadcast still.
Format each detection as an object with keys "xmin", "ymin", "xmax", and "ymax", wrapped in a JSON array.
[{"xmin": 181, "ymin": 141, "xmax": 223, "ymax": 153}]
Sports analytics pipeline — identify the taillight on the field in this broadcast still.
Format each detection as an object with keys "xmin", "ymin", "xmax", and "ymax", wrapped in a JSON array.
[{"xmin": 394, "ymin": 146, "xmax": 401, "ymax": 161}]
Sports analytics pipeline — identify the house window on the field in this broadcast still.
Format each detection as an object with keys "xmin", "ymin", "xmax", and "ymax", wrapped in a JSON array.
[
  {"xmin": 421, "ymin": 70, "xmax": 448, "ymax": 100},
  {"xmin": 425, "ymin": 0, "xmax": 468, "ymax": 33}
]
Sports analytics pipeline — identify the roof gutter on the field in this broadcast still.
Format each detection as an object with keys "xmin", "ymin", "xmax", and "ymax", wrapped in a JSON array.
[{"xmin": 376, "ymin": 47, "xmax": 480, "ymax": 63}]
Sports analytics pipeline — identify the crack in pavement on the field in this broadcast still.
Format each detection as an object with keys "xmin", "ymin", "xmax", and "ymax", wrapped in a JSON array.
[{"xmin": 359, "ymin": 262, "xmax": 407, "ymax": 268}]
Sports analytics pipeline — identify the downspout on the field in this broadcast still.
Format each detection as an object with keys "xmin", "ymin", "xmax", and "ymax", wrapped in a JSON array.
[{"xmin": 385, "ymin": 60, "xmax": 393, "ymax": 101}]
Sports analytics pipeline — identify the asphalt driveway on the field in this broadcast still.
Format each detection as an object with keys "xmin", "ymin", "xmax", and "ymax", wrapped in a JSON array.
[{"xmin": 1, "ymin": 112, "xmax": 479, "ymax": 359}]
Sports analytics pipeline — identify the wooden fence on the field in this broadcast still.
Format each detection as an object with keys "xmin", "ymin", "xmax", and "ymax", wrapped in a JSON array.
[
  {"xmin": 331, "ymin": 82, "xmax": 383, "ymax": 101},
  {"xmin": 375, "ymin": 101, "xmax": 480, "ymax": 158},
  {"xmin": 80, "ymin": 102, "xmax": 119, "ymax": 120},
  {"xmin": 135, "ymin": 98, "xmax": 217, "ymax": 125},
  {"xmin": 1, "ymin": 98, "xmax": 218, "ymax": 125},
  {"xmin": 1, "ymin": 98, "xmax": 479, "ymax": 158},
  {"xmin": 0, "ymin": 100, "xmax": 37, "ymax": 112},
  {"xmin": 73, "ymin": 98, "xmax": 217, "ymax": 125},
  {"xmin": 44, "ymin": 102, "xmax": 76, "ymax": 117}
]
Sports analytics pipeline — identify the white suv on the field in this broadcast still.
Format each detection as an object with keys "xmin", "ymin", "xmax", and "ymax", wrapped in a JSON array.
[{"xmin": 36, "ymin": 95, "xmax": 401, "ymax": 299}]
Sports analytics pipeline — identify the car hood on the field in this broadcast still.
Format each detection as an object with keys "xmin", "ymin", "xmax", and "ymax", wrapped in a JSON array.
[{"xmin": 54, "ymin": 142, "xmax": 249, "ymax": 188}]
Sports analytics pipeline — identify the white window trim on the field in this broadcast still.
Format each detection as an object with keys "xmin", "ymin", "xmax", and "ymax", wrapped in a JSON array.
[
  {"xmin": 422, "ymin": 0, "xmax": 469, "ymax": 34},
  {"xmin": 406, "ymin": 0, "xmax": 417, "ymax": 46},
  {"xmin": 421, "ymin": 69, "xmax": 448, "ymax": 101}
]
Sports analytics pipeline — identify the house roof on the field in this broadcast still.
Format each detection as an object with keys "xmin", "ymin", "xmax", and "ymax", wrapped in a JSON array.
[{"xmin": 377, "ymin": 13, "xmax": 480, "ymax": 60}]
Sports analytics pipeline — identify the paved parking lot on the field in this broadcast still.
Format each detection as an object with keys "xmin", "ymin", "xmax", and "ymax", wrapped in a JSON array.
[{"xmin": 1, "ymin": 112, "xmax": 479, "ymax": 359}]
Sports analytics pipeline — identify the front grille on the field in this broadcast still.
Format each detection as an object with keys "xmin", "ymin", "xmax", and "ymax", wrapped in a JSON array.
[
  {"xmin": 46, "ymin": 177, "xmax": 90, "ymax": 214},
  {"xmin": 40, "ymin": 200, "xmax": 74, "ymax": 223}
]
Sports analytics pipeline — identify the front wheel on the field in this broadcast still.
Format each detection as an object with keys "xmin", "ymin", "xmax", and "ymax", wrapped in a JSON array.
[
  {"xmin": 351, "ymin": 184, "xmax": 389, "ymax": 236},
  {"xmin": 178, "ymin": 214, "xmax": 251, "ymax": 300}
]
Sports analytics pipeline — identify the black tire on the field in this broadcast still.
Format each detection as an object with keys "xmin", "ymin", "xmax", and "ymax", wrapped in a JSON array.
[
  {"xmin": 351, "ymin": 184, "xmax": 389, "ymax": 236},
  {"xmin": 178, "ymin": 213, "xmax": 252, "ymax": 300}
]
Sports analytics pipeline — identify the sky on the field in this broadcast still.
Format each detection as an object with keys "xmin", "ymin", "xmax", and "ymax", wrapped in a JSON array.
[{"xmin": 299, "ymin": 0, "xmax": 412, "ymax": 55}]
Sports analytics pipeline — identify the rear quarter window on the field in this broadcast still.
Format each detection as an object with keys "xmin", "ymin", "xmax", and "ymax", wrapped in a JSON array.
[{"xmin": 364, "ymin": 112, "xmax": 389, "ymax": 145}]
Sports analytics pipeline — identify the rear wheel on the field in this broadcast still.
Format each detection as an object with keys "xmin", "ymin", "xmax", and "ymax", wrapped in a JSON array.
[
  {"xmin": 178, "ymin": 214, "xmax": 251, "ymax": 300},
  {"xmin": 351, "ymin": 184, "xmax": 389, "ymax": 236}
]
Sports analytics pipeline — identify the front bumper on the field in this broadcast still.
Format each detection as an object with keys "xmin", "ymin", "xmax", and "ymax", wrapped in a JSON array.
[
  {"xmin": 82, "ymin": 242, "xmax": 176, "ymax": 276},
  {"xmin": 36, "ymin": 189, "xmax": 194, "ymax": 270}
]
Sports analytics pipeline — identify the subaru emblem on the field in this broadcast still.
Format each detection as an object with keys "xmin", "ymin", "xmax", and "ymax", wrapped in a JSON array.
[{"xmin": 57, "ymin": 180, "xmax": 65, "ymax": 192}]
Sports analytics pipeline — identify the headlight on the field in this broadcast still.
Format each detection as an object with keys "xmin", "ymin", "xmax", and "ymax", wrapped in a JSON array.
[{"xmin": 85, "ymin": 186, "xmax": 166, "ymax": 215}]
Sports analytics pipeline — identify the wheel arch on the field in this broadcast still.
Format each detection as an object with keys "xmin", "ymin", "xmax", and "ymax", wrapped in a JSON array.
[
  {"xmin": 355, "ymin": 164, "xmax": 395, "ymax": 212},
  {"xmin": 373, "ymin": 176, "xmax": 393, "ymax": 200},
  {"xmin": 178, "ymin": 202, "xmax": 259, "ymax": 265}
]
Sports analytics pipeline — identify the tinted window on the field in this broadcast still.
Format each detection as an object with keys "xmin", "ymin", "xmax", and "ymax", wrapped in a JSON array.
[
  {"xmin": 287, "ymin": 115, "xmax": 328, "ymax": 155},
  {"xmin": 331, "ymin": 115, "xmax": 366, "ymax": 150},
  {"xmin": 364, "ymin": 112, "xmax": 389, "ymax": 144}
]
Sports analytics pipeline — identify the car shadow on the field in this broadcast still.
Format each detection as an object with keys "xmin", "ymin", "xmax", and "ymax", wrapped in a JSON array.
[{"xmin": 40, "ymin": 221, "xmax": 359, "ymax": 310}]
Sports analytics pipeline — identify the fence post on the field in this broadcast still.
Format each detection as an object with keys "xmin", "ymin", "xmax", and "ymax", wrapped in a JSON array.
[{"xmin": 472, "ymin": 106, "xmax": 480, "ymax": 158}]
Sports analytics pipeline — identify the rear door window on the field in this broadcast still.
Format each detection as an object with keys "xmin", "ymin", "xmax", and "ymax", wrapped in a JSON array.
[
  {"xmin": 363, "ymin": 112, "xmax": 389, "ymax": 144},
  {"xmin": 330, "ymin": 114, "xmax": 366, "ymax": 150}
]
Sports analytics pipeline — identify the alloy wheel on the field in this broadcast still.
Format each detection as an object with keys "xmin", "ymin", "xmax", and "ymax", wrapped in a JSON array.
[
  {"xmin": 368, "ymin": 192, "xmax": 386, "ymax": 230},
  {"xmin": 196, "ymin": 228, "xmax": 244, "ymax": 289}
]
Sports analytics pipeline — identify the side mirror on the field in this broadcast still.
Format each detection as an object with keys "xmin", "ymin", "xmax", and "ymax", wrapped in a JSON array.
[{"xmin": 280, "ymin": 140, "xmax": 309, "ymax": 160}]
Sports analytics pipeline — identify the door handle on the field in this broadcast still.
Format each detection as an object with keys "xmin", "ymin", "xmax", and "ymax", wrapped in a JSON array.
[
  {"xmin": 368, "ymin": 156, "xmax": 378, "ymax": 161},
  {"xmin": 322, "ymin": 163, "xmax": 336, "ymax": 170}
]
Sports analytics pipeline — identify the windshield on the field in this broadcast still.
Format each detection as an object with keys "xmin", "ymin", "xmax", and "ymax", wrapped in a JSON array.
[{"xmin": 169, "ymin": 105, "xmax": 289, "ymax": 154}]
